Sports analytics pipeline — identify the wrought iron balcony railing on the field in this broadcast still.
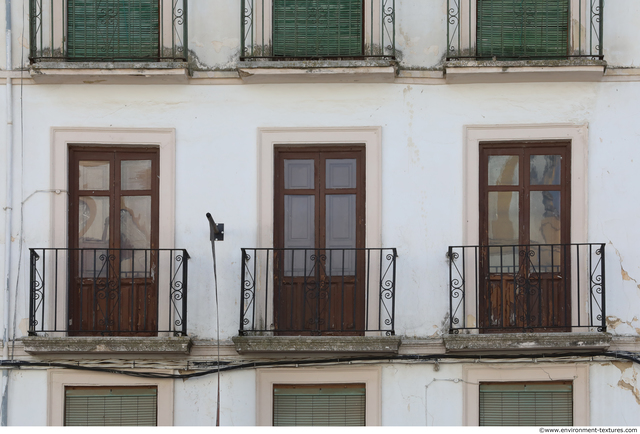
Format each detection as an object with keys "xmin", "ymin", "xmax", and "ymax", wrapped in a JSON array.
[
  {"xmin": 447, "ymin": 0, "xmax": 603, "ymax": 60},
  {"xmin": 29, "ymin": 248, "xmax": 189, "ymax": 336},
  {"xmin": 241, "ymin": 0, "xmax": 396, "ymax": 60},
  {"xmin": 29, "ymin": 0, "xmax": 188, "ymax": 62},
  {"xmin": 447, "ymin": 243, "xmax": 605, "ymax": 333},
  {"xmin": 240, "ymin": 248, "xmax": 397, "ymax": 336}
]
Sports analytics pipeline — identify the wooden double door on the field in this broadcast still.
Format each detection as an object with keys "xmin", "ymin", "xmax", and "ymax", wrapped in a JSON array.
[
  {"xmin": 274, "ymin": 147, "xmax": 365, "ymax": 335},
  {"xmin": 480, "ymin": 142, "xmax": 571, "ymax": 332},
  {"xmin": 69, "ymin": 147, "xmax": 159, "ymax": 335}
]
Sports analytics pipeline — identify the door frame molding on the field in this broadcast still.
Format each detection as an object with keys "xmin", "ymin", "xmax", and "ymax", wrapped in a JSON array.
[
  {"xmin": 49, "ymin": 127, "xmax": 176, "ymax": 334},
  {"xmin": 463, "ymin": 124, "xmax": 589, "ymax": 331},
  {"xmin": 257, "ymin": 127, "xmax": 382, "ymax": 333}
]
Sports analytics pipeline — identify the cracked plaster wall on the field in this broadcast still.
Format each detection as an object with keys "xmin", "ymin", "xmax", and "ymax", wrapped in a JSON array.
[{"xmin": 590, "ymin": 362, "xmax": 640, "ymax": 425}]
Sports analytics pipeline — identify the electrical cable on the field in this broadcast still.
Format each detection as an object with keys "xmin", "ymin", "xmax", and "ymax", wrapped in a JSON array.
[{"xmin": 2, "ymin": 350, "xmax": 638, "ymax": 380}]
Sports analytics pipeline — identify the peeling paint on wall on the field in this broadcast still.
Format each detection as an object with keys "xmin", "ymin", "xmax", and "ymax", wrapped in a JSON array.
[
  {"xmin": 615, "ymin": 363, "xmax": 640, "ymax": 406},
  {"xmin": 605, "ymin": 316, "xmax": 640, "ymax": 335}
]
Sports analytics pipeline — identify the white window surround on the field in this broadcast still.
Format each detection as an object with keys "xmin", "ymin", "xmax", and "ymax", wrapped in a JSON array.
[
  {"xmin": 257, "ymin": 127, "xmax": 383, "ymax": 333},
  {"xmin": 463, "ymin": 364, "xmax": 589, "ymax": 426},
  {"xmin": 462, "ymin": 124, "xmax": 589, "ymax": 331},
  {"xmin": 256, "ymin": 366, "xmax": 381, "ymax": 426},
  {"xmin": 48, "ymin": 369, "xmax": 174, "ymax": 426},
  {"xmin": 48, "ymin": 127, "xmax": 176, "ymax": 335}
]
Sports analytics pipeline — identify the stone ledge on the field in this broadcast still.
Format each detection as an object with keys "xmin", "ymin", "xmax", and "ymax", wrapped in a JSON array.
[
  {"xmin": 232, "ymin": 335, "xmax": 401, "ymax": 354},
  {"xmin": 29, "ymin": 62, "xmax": 189, "ymax": 84},
  {"xmin": 444, "ymin": 332, "xmax": 612, "ymax": 355},
  {"xmin": 237, "ymin": 59, "xmax": 396, "ymax": 83},
  {"xmin": 444, "ymin": 59, "xmax": 606, "ymax": 84},
  {"xmin": 21, "ymin": 336, "xmax": 192, "ymax": 354}
]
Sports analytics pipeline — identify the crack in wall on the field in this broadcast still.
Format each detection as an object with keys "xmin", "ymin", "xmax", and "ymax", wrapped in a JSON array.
[{"xmin": 611, "ymin": 242, "xmax": 640, "ymax": 291}]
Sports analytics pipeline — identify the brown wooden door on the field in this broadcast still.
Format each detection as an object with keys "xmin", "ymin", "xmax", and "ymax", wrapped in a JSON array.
[
  {"xmin": 479, "ymin": 142, "xmax": 571, "ymax": 332},
  {"xmin": 69, "ymin": 147, "xmax": 159, "ymax": 336},
  {"xmin": 274, "ymin": 147, "xmax": 365, "ymax": 335}
]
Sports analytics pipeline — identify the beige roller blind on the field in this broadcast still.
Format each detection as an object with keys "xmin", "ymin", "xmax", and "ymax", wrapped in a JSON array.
[
  {"xmin": 65, "ymin": 386, "xmax": 157, "ymax": 426},
  {"xmin": 480, "ymin": 382, "xmax": 573, "ymax": 426},
  {"xmin": 273, "ymin": 383, "xmax": 365, "ymax": 426}
]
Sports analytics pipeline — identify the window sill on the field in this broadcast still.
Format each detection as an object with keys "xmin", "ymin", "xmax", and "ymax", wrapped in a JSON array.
[
  {"xmin": 232, "ymin": 335, "xmax": 401, "ymax": 354},
  {"xmin": 21, "ymin": 336, "xmax": 192, "ymax": 354},
  {"xmin": 236, "ymin": 59, "xmax": 396, "ymax": 84},
  {"xmin": 443, "ymin": 332, "xmax": 612, "ymax": 355},
  {"xmin": 444, "ymin": 59, "xmax": 606, "ymax": 84},
  {"xmin": 29, "ymin": 61, "xmax": 189, "ymax": 84}
]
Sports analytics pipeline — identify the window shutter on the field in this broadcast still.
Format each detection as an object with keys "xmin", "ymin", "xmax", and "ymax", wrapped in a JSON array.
[
  {"xmin": 273, "ymin": 0, "xmax": 363, "ymax": 57},
  {"xmin": 273, "ymin": 384, "xmax": 366, "ymax": 426},
  {"xmin": 64, "ymin": 386, "xmax": 157, "ymax": 426},
  {"xmin": 67, "ymin": 0, "xmax": 160, "ymax": 61},
  {"xmin": 477, "ymin": 0, "xmax": 569, "ymax": 58},
  {"xmin": 480, "ymin": 382, "xmax": 573, "ymax": 426}
]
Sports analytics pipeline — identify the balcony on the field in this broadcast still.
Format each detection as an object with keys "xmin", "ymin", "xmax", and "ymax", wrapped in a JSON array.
[
  {"xmin": 28, "ymin": 248, "xmax": 189, "ymax": 339},
  {"xmin": 445, "ymin": 0, "xmax": 605, "ymax": 83},
  {"xmin": 28, "ymin": 0, "xmax": 188, "ymax": 83},
  {"xmin": 445, "ymin": 243, "xmax": 609, "ymax": 353},
  {"xmin": 237, "ymin": 248, "xmax": 397, "ymax": 350},
  {"xmin": 447, "ymin": 243, "xmax": 606, "ymax": 333}
]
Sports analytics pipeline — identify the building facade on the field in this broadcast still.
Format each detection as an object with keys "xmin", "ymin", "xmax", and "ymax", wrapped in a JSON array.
[{"xmin": 1, "ymin": 0, "xmax": 639, "ymax": 426}]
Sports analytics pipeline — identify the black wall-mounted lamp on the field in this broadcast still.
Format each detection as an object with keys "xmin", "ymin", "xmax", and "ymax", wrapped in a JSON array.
[{"xmin": 206, "ymin": 212, "xmax": 224, "ymax": 241}]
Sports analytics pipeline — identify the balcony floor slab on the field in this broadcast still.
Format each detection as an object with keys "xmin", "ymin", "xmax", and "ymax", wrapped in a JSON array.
[
  {"xmin": 233, "ymin": 335, "xmax": 401, "ymax": 355},
  {"xmin": 444, "ymin": 59, "xmax": 606, "ymax": 84},
  {"xmin": 21, "ymin": 336, "xmax": 192, "ymax": 355},
  {"xmin": 29, "ymin": 62, "xmax": 189, "ymax": 84},
  {"xmin": 444, "ymin": 332, "xmax": 612, "ymax": 355}
]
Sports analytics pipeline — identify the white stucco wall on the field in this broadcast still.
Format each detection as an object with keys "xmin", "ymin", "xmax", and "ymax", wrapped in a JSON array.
[
  {"xmin": 4, "ymin": 360, "xmax": 640, "ymax": 426},
  {"xmin": 6, "ymin": 369, "xmax": 48, "ymax": 426},
  {"xmin": 591, "ymin": 362, "xmax": 640, "ymax": 426}
]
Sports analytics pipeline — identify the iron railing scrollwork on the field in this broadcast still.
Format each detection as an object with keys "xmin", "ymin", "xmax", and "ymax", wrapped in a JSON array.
[
  {"xmin": 447, "ymin": 0, "xmax": 604, "ymax": 60},
  {"xmin": 29, "ymin": 248, "xmax": 190, "ymax": 336},
  {"xmin": 447, "ymin": 243, "xmax": 606, "ymax": 333},
  {"xmin": 241, "ymin": 0, "xmax": 396, "ymax": 60},
  {"xmin": 29, "ymin": 0, "xmax": 188, "ymax": 62},
  {"xmin": 240, "ymin": 247, "xmax": 397, "ymax": 335}
]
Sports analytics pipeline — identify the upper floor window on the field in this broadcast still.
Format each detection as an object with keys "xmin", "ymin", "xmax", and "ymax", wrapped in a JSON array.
[
  {"xmin": 241, "ymin": 0, "xmax": 396, "ymax": 60},
  {"xmin": 29, "ymin": 0, "xmax": 188, "ymax": 62},
  {"xmin": 447, "ymin": 0, "xmax": 604, "ymax": 60}
]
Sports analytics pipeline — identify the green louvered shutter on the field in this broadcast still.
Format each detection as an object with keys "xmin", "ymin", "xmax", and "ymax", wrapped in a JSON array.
[
  {"xmin": 273, "ymin": 0, "xmax": 363, "ymax": 57},
  {"xmin": 64, "ymin": 386, "xmax": 157, "ymax": 426},
  {"xmin": 273, "ymin": 384, "xmax": 366, "ymax": 426},
  {"xmin": 67, "ymin": 0, "xmax": 160, "ymax": 61},
  {"xmin": 480, "ymin": 382, "xmax": 573, "ymax": 426},
  {"xmin": 477, "ymin": 0, "xmax": 569, "ymax": 58}
]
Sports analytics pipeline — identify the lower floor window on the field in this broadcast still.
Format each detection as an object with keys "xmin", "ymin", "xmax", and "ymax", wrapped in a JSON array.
[
  {"xmin": 64, "ymin": 386, "xmax": 158, "ymax": 426},
  {"xmin": 273, "ymin": 383, "xmax": 366, "ymax": 426},
  {"xmin": 480, "ymin": 382, "xmax": 573, "ymax": 426}
]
